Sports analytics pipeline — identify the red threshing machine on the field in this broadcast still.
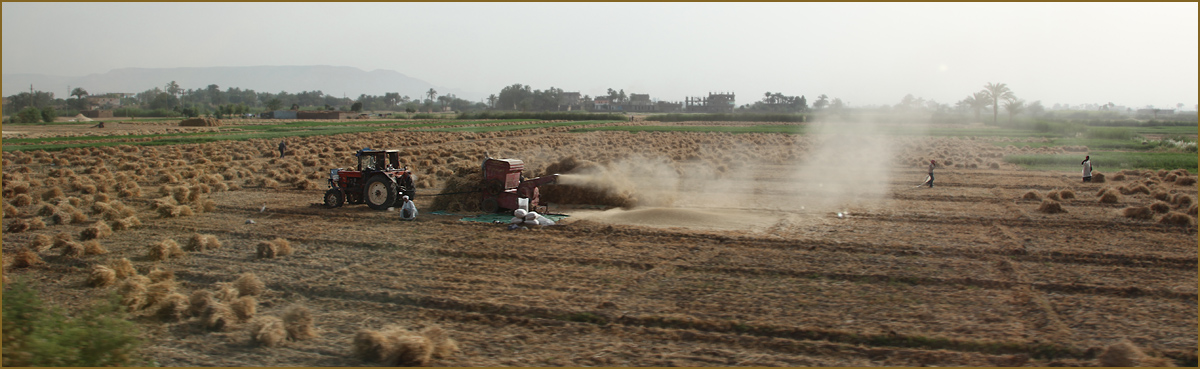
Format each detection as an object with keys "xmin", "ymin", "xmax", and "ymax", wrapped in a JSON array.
[{"xmin": 479, "ymin": 157, "xmax": 558, "ymax": 213}]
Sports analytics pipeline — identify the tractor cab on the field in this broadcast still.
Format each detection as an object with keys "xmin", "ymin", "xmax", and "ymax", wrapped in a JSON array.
[{"xmin": 356, "ymin": 149, "xmax": 401, "ymax": 172}]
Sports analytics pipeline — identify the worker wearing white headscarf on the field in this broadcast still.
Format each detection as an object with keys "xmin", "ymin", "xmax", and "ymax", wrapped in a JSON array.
[
  {"xmin": 400, "ymin": 196, "xmax": 417, "ymax": 221},
  {"xmin": 509, "ymin": 209, "xmax": 528, "ymax": 224},
  {"xmin": 523, "ymin": 211, "xmax": 555, "ymax": 226}
]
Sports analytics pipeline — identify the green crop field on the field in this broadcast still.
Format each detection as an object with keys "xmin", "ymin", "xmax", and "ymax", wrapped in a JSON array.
[
  {"xmin": 1004, "ymin": 151, "xmax": 1197, "ymax": 173},
  {"xmin": 419, "ymin": 120, "xmax": 618, "ymax": 133}
]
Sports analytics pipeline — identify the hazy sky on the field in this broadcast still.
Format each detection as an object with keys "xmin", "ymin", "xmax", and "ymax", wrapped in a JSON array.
[{"xmin": 3, "ymin": 2, "xmax": 1197, "ymax": 108}]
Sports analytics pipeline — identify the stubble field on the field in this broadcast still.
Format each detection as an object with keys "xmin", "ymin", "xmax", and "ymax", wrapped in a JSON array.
[{"xmin": 2, "ymin": 119, "xmax": 1196, "ymax": 366}]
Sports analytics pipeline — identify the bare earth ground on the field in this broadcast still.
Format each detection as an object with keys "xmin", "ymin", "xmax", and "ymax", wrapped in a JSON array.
[{"xmin": 2, "ymin": 121, "xmax": 1196, "ymax": 366}]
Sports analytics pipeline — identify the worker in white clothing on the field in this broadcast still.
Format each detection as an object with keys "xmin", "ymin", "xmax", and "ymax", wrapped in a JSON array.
[
  {"xmin": 399, "ymin": 196, "xmax": 417, "ymax": 221},
  {"xmin": 1081, "ymin": 155, "xmax": 1093, "ymax": 182}
]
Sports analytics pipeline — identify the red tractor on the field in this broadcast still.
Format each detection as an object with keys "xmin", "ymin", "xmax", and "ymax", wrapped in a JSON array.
[
  {"xmin": 479, "ymin": 157, "xmax": 559, "ymax": 213},
  {"xmin": 324, "ymin": 149, "xmax": 416, "ymax": 210}
]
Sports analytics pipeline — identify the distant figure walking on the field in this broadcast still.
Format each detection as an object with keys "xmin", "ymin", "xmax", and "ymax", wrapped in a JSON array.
[
  {"xmin": 926, "ymin": 159, "xmax": 937, "ymax": 188},
  {"xmin": 1081, "ymin": 155, "xmax": 1092, "ymax": 182},
  {"xmin": 278, "ymin": 140, "xmax": 287, "ymax": 158}
]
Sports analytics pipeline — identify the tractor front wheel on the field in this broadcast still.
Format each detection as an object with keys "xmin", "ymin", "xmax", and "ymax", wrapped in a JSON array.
[
  {"xmin": 480, "ymin": 197, "xmax": 500, "ymax": 213},
  {"xmin": 365, "ymin": 175, "xmax": 398, "ymax": 210},
  {"xmin": 324, "ymin": 188, "xmax": 345, "ymax": 208}
]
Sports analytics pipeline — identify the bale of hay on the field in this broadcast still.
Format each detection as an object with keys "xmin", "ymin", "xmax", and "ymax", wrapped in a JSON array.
[
  {"xmin": 14, "ymin": 248, "xmax": 46, "ymax": 268},
  {"xmin": 1159, "ymin": 212, "xmax": 1194, "ymax": 227},
  {"xmin": 271, "ymin": 238, "xmax": 293, "ymax": 256},
  {"xmin": 80, "ymin": 221, "xmax": 113, "ymax": 240},
  {"xmin": 110, "ymin": 215, "xmax": 142, "ymax": 231},
  {"xmin": 1127, "ymin": 184, "xmax": 1151, "ymax": 195},
  {"xmin": 1173, "ymin": 194, "xmax": 1193, "ymax": 208},
  {"xmin": 214, "ymin": 282, "xmax": 240, "ymax": 302},
  {"xmin": 255, "ymin": 241, "xmax": 277, "ymax": 259},
  {"xmin": 148, "ymin": 239, "xmax": 184, "ymax": 261},
  {"xmin": 428, "ymin": 163, "xmax": 484, "ymax": 212},
  {"xmin": 61, "ymin": 241, "xmax": 86, "ymax": 258},
  {"xmin": 353, "ymin": 330, "xmax": 399, "ymax": 363},
  {"xmin": 1097, "ymin": 339, "xmax": 1144, "ymax": 367},
  {"xmin": 154, "ymin": 293, "xmax": 189, "ymax": 321},
  {"xmin": 1037, "ymin": 200, "xmax": 1066, "ymax": 214},
  {"xmin": 118, "ymin": 277, "xmax": 149, "ymax": 311},
  {"xmin": 1099, "ymin": 191, "xmax": 1121, "ymax": 204},
  {"xmin": 144, "ymin": 281, "xmax": 177, "ymax": 308},
  {"xmin": 1120, "ymin": 206, "xmax": 1153, "ymax": 220},
  {"xmin": 202, "ymin": 302, "xmax": 237, "ymax": 331},
  {"xmin": 282, "ymin": 305, "xmax": 317, "ymax": 340},
  {"xmin": 185, "ymin": 233, "xmax": 222, "ymax": 252},
  {"xmin": 1150, "ymin": 201, "xmax": 1171, "ymax": 214},
  {"xmin": 1021, "ymin": 191, "xmax": 1041, "ymax": 200},
  {"xmin": 179, "ymin": 117, "xmax": 223, "ymax": 127},
  {"xmin": 1152, "ymin": 190, "xmax": 1170, "ymax": 201},
  {"xmin": 1177, "ymin": 176, "xmax": 1197, "ymax": 186},
  {"xmin": 6, "ymin": 219, "xmax": 31, "ymax": 233},
  {"xmin": 1045, "ymin": 191, "xmax": 1061, "ymax": 201},
  {"xmin": 1110, "ymin": 173, "xmax": 1126, "ymax": 181},
  {"xmin": 188, "ymin": 290, "xmax": 216, "ymax": 317},
  {"xmin": 421, "ymin": 326, "xmax": 459, "ymax": 359},
  {"xmin": 230, "ymin": 296, "xmax": 257, "ymax": 322},
  {"xmin": 388, "ymin": 328, "xmax": 434, "ymax": 366},
  {"xmin": 82, "ymin": 240, "xmax": 108, "ymax": 255},
  {"xmin": 234, "ymin": 273, "xmax": 265, "ymax": 297},
  {"xmin": 250, "ymin": 316, "xmax": 289, "ymax": 347},
  {"xmin": 148, "ymin": 268, "xmax": 174, "ymax": 283},
  {"xmin": 87, "ymin": 265, "xmax": 117, "ymax": 287},
  {"xmin": 110, "ymin": 258, "xmax": 137, "ymax": 279},
  {"xmin": 30, "ymin": 234, "xmax": 53, "ymax": 252},
  {"xmin": 1092, "ymin": 172, "xmax": 1106, "ymax": 183}
]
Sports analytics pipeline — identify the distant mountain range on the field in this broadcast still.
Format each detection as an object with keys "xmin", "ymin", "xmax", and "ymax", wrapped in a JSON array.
[{"xmin": 3, "ymin": 65, "xmax": 481, "ymax": 101}]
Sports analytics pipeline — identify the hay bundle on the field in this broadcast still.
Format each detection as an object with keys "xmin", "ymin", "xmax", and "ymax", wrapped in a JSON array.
[
  {"xmin": 1120, "ymin": 206, "xmax": 1153, "ymax": 220},
  {"xmin": 110, "ymin": 215, "xmax": 142, "ymax": 231},
  {"xmin": 188, "ymin": 290, "xmax": 216, "ymax": 317},
  {"xmin": 202, "ymin": 302, "xmax": 237, "ymax": 331},
  {"xmin": 185, "ymin": 233, "xmax": 222, "ymax": 251},
  {"xmin": 282, "ymin": 305, "xmax": 317, "ymax": 340},
  {"xmin": 148, "ymin": 268, "xmax": 174, "ymax": 283},
  {"xmin": 1021, "ymin": 191, "xmax": 1041, "ymax": 200},
  {"xmin": 1110, "ymin": 172, "xmax": 1126, "ymax": 181},
  {"xmin": 118, "ymin": 276, "xmax": 150, "ymax": 310},
  {"xmin": 1152, "ymin": 190, "xmax": 1170, "ymax": 201},
  {"xmin": 1159, "ymin": 212, "xmax": 1194, "ymax": 227},
  {"xmin": 255, "ymin": 238, "xmax": 292, "ymax": 258},
  {"xmin": 12, "ymin": 247, "xmax": 42, "ymax": 268},
  {"xmin": 230, "ymin": 296, "xmax": 257, "ymax": 322},
  {"xmin": 1037, "ymin": 200, "xmax": 1066, "ymax": 214},
  {"xmin": 351, "ymin": 325, "xmax": 449, "ymax": 366},
  {"xmin": 214, "ymin": 282, "xmax": 240, "ymax": 302},
  {"xmin": 110, "ymin": 258, "xmax": 137, "ymax": 279},
  {"xmin": 13, "ymin": 193, "xmax": 33, "ymax": 207},
  {"xmin": 82, "ymin": 240, "xmax": 108, "ymax": 255},
  {"xmin": 30, "ymin": 234, "xmax": 54, "ymax": 252},
  {"xmin": 1045, "ymin": 191, "xmax": 1061, "ymax": 201},
  {"xmin": 1189, "ymin": 203, "xmax": 1198, "ymax": 217},
  {"xmin": 80, "ymin": 221, "xmax": 113, "ymax": 240},
  {"xmin": 87, "ymin": 265, "xmax": 117, "ymax": 287},
  {"xmin": 60, "ymin": 241, "xmax": 86, "ymax": 258},
  {"xmin": 1099, "ymin": 191, "xmax": 1121, "ymax": 204},
  {"xmin": 234, "ymin": 273, "xmax": 265, "ymax": 297},
  {"xmin": 6, "ymin": 219, "xmax": 31, "ymax": 233},
  {"xmin": 250, "ymin": 316, "xmax": 289, "ymax": 347},
  {"xmin": 1178, "ymin": 176, "xmax": 1197, "ymax": 186},
  {"xmin": 1119, "ymin": 184, "xmax": 1151, "ymax": 195},
  {"xmin": 428, "ymin": 163, "xmax": 483, "ymax": 212},
  {"xmin": 1150, "ymin": 201, "xmax": 1171, "ymax": 214},
  {"xmin": 148, "ymin": 239, "xmax": 184, "ymax": 261},
  {"xmin": 390, "ymin": 331, "xmax": 434, "ymax": 366},
  {"xmin": 353, "ymin": 330, "xmax": 399, "ymax": 363},
  {"xmin": 1173, "ymin": 194, "xmax": 1193, "ymax": 208},
  {"xmin": 421, "ymin": 326, "xmax": 460, "ymax": 359},
  {"xmin": 1097, "ymin": 339, "xmax": 1147, "ymax": 367},
  {"xmin": 1092, "ymin": 172, "xmax": 1106, "ymax": 183},
  {"xmin": 144, "ymin": 281, "xmax": 177, "ymax": 308},
  {"xmin": 154, "ymin": 293, "xmax": 189, "ymax": 321}
]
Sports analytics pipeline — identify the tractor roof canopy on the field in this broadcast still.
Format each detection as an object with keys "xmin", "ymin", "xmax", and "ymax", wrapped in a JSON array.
[{"xmin": 356, "ymin": 149, "xmax": 402, "ymax": 171}]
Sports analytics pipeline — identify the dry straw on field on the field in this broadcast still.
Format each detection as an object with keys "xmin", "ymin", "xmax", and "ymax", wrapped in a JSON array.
[
  {"xmin": 235, "ymin": 273, "xmax": 265, "ymax": 297},
  {"xmin": 185, "ymin": 233, "xmax": 222, "ymax": 251},
  {"xmin": 1092, "ymin": 172, "xmax": 1106, "ymax": 183},
  {"xmin": 255, "ymin": 238, "xmax": 293, "ymax": 258},
  {"xmin": 352, "ymin": 325, "xmax": 455, "ymax": 366},
  {"xmin": 251, "ymin": 316, "xmax": 289, "ymax": 347},
  {"xmin": 1021, "ymin": 191, "xmax": 1041, "ymax": 200},
  {"xmin": 1045, "ymin": 191, "xmax": 1061, "ymax": 201},
  {"xmin": 1095, "ymin": 339, "xmax": 1174, "ymax": 367},
  {"xmin": 154, "ymin": 293, "xmax": 189, "ymax": 321},
  {"xmin": 188, "ymin": 290, "xmax": 216, "ymax": 317},
  {"xmin": 1159, "ymin": 212, "xmax": 1194, "ymax": 227},
  {"xmin": 230, "ymin": 296, "xmax": 257, "ymax": 322},
  {"xmin": 1173, "ymin": 194, "xmax": 1193, "ymax": 208},
  {"xmin": 202, "ymin": 302, "xmax": 237, "ymax": 331},
  {"xmin": 1120, "ymin": 206, "xmax": 1153, "ymax": 220},
  {"xmin": 1177, "ymin": 176, "xmax": 1197, "ymax": 186},
  {"xmin": 1037, "ymin": 200, "xmax": 1066, "ymax": 214},
  {"xmin": 148, "ymin": 268, "xmax": 174, "ymax": 283},
  {"xmin": 61, "ymin": 241, "xmax": 86, "ymax": 258},
  {"xmin": 30, "ymin": 234, "xmax": 53, "ymax": 252},
  {"xmin": 82, "ymin": 240, "xmax": 108, "ymax": 255},
  {"xmin": 88, "ymin": 265, "xmax": 117, "ymax": 287},
  {"xmin": 282, "ymin": 305, "xmax": 317, "ymax": 340},
  {"xmin": 1150, "ymin": 201, "xmax": 1171, "ymax": 214},
  {"xmin": 80, "ymin": 221, "xmax": 113, "ymax": 240},
  {"xmin": 148, "ymin": 239, "xmax": 185, "ymax": 261},
  {"xmin": 1099, "ymin": 191, "xmax": 1121, "ymax": 204},
  {"xmin": 118, "ymin": 276, "xmax": 149, "ymax": 310},
  {"xmin": 110, "ymin": 215, "xmax": 142, "ymax": 231},
  {"xmin": 214, "ymin": 282, "xmax": 240, "ymax": 302},
  {"xmin": 110, "ymin": 258, "xmax": 137, "ymax": 279}
]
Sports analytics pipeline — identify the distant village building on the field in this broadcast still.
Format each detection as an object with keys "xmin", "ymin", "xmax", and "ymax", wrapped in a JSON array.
[
  {"xmin": 592, "ymin": 97, "xmax": 612, "ymax": 111},
  {"xmin": 558, "ymin": 92, "xmax": 583, "ymax": 111},
  {"xmin": 86, "ymin": 96, "xmax": 121, "ymax": 110},
  {"xmin": 686, "ymin": 92, "xmax": 736, "ymax": 113}
]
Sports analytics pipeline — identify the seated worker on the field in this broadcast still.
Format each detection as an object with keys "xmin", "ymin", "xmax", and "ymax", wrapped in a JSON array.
[{"xmin": 399, "ymin": 196, "xmax": 417, "ymax": 221}]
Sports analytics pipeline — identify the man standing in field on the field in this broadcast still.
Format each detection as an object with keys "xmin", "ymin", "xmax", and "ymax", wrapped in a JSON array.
[
  {"xmin": 1081, "ymin": 155, "xmax": 1092, "ymax": 182},
  {"xmin": 926, "ymin": 159, "xmax": 937, "ymax": 188},
  {"xmin": 278, "ymin": 140, "xmax": 287, "ymax": 158}
]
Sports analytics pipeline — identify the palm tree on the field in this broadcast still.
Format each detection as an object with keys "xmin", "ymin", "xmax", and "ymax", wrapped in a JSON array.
[
  {"xmin": 981, "ymin": 82, "xmax": 1014, "ymax": 125},
  {"xmin": 963, "ymin": 91, "xmax": 990, "ymax": 121},
  {"xmin": 425, "ymin": 88, "xmax": 437, "ymax": 113},
  {"xmin": 487, "ymin": 94, "xmax": 497, "ymax": 109},
  {"xmin": 1003, "ymin": 98, "xmax": 1025, "ymax": 124}
]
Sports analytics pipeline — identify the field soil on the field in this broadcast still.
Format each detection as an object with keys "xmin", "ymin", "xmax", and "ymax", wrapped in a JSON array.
[{"xmin": 2, "ymin": 121, "xmax": 1196, "ymax": 366}]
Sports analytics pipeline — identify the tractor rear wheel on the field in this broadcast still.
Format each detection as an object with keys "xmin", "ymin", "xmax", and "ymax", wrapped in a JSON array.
[
  {"xmin": 324, "ymin": 188, "xmax": 345, "ymax": 208},
  {"xmin": 365, "ymin": 175, "xmax": 398, "ymax": 210},
  {"xmin": 480, "ymin": 197, "xmax": 500, "ymax": 213}
]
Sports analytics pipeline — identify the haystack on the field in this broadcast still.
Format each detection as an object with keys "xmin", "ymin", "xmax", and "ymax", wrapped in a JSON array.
[
  {"xmin": 1099, "ymin": 191, "xmax": 1121, "ymax": 204},
  {"xmin": 1120, "ymin": 206, "xmax": 1153, "ymax": 220},
  {"xmin": 230, "ymin": 296, "xmax": 257, "ymax": 322},
  {"xmin": 283, "ymin": 304, "xmax": 317, "ymax": 340},
  {"xmin": 1021, "ymin": 191, "xmax": 1041, "ymax": 200},
  {"xmin": 251, "ymin": 316, "xmax": 289, "ymax": 347},
  {"xmin": 82, "ymin": 240, "xmax": 108, "ymax": 255},
  {"xmin": 1037, "ymin": 200, "xmax": 1066, "ymax": 214},
  {"xmin": 1150, "ymin": 201, "xmax": 1171, "ymax": 214},
  {"xmin": 87, "ymin": 265, "xmax": 117, "ymax": 287},
  {"xmin": 202, "ymin": 302, "xmax": 237, "ymax": 331},
  {"xmin": 234, "ymin": 273, "xmax": 265, "ymax": 297},
  {"xmin": 154, "ymin": 293, "xmax": 189, "ymax": 321},
  {"xmin": 110, "ymin": 258, "xmax": 137, "ymax": 279},
  {"xmin": 1159, "ymin": 212, "xmax": 1194, "ymax": 227}
]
